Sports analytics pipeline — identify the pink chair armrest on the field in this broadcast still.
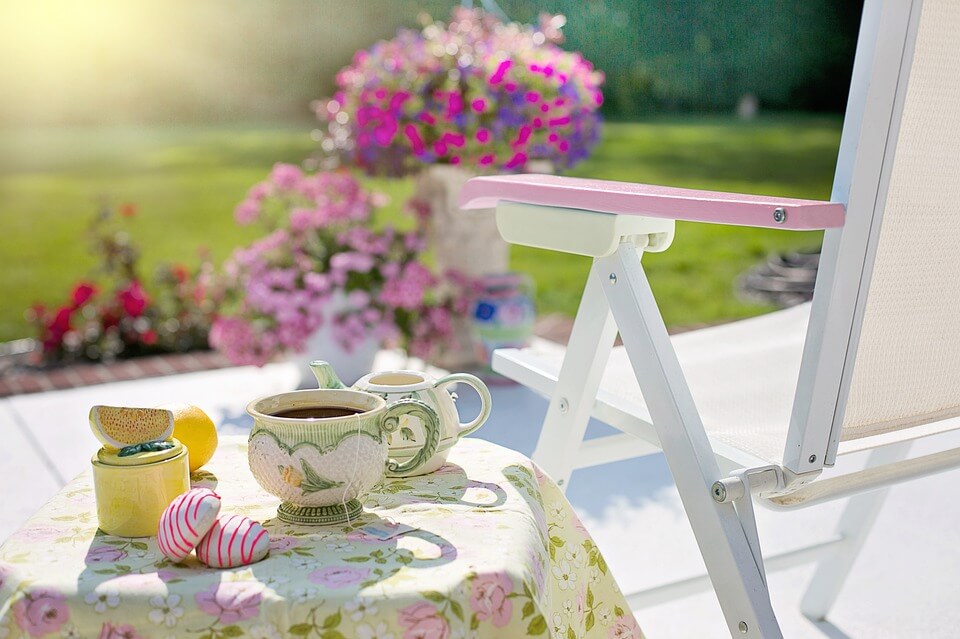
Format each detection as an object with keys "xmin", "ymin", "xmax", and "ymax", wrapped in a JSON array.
[{"xmin": 459, "ymin": 174, "xmax": 845, "ymax": 230}]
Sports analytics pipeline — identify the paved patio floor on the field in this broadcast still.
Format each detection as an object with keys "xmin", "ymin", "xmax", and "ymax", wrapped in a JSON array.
[{"xmin": 2, "ymin": 352, "xmax": 959, "ymax": 638}]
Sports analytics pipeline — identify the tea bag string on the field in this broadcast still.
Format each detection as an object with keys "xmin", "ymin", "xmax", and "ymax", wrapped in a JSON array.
[{"xmin": 341, "ymin": 412, "xmax": 363, "ymax": 527}]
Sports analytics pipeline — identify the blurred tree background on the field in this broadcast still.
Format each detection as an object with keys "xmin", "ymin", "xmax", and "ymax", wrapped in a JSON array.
[{"xmin": 0, "ymin": 0, "xmax": 862, "ymax": 127}]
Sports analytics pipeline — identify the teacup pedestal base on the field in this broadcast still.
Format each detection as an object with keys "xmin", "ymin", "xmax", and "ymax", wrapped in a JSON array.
[{"xmin": 277, "ymin": 499, "xmax": 363, "ymax": 526}]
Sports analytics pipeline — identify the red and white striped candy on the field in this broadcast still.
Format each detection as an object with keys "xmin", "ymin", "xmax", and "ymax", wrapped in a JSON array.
[
  {"xmin": 195, "ymin": 514, "xmax": 269, "ymax": 568},
  {"xmin": 156, "ymin": 488, "xmax": 221, "ymax": 563}
]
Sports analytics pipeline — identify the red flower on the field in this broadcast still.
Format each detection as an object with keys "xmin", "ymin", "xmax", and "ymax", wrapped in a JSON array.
[
  {"xmin": 141, "ymin": 329, "xmax": 157, "ymax": 345},
  {"xmin": 41, "ymin": 306, "xmax": 73, "ymax": 352},
  {"xmin": 50, "ymin": 306, "xmax": 72, "ymax": 334},
  {"xmin": 171, "ymin": 264, "xmax": 189, "ymax": 284},
  {"xmin": 70, "ymin": 282, "xmax": 97, "ymax": 309},
  {"xmin": 119, "ymin": 203, "xmax": 137, "ymax": 218},
  {"xmin": 117, "ymin": 281, "xmax": 149, "ymax": 317},
  {"xmin": 101, "ymin": 311, "xmax": 120, "ymax": 330}
]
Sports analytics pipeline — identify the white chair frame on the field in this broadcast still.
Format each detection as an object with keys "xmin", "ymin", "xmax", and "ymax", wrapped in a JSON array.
[{"xmin": 459, "ymin": 0, "xmax": 955, "ymax": 636}]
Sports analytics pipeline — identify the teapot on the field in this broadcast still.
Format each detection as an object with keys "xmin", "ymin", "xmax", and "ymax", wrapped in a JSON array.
[{"xmin": 311, "ymin": 361, "xmax": 491, "ymax": 476}]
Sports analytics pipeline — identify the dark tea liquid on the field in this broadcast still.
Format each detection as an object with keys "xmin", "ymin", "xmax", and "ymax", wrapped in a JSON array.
[{"xmin": 271, "ymin": 406, "xmax": 364, "ymax": 419}]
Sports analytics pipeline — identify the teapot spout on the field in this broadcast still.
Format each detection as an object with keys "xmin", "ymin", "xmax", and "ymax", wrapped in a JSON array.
[{"xmin": 309, "ymin": 361, "xmax": 347, "ymax": 390}]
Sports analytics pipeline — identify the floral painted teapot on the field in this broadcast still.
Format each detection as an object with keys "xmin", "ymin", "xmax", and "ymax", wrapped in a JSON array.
[{"xmin": 311, "ymin": 361, "xmax": 491, "ymax": 476}]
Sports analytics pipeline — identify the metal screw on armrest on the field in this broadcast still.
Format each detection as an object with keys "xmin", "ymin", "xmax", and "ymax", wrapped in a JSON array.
[
  {"xmin": 773, "ymin": 207, "xmax": 787, "ymax": 224},
  {"xmin": 609, "ymin": 272, "xmax": 618, "ymax": 284},
  {"xmin": 739, "ymin": 621, "xmax": 749, "ymax": 634},
  {"xmin": 711, "ymin": 481, "xmax": 727, "ymax": 502},
  {"xmin": 808, "ymin": 454, "xmax": 817, "ymax": 463},
  {"xmin": 558, "ymin": 398, "xmax": 569, "ymax": 413}
]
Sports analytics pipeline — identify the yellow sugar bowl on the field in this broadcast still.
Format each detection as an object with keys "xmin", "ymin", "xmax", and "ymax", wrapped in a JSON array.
[
  {"xmin": 89, "ymin": 405, "xmax": 191, "ymax": 537},
  {"xmin": 91, "ymin": 441, "xmax": 190, "ymax": 537}
]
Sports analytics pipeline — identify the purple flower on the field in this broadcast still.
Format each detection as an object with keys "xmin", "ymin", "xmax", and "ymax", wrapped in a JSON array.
[
  {"xmin": 317, "ymin": 7, "xmax": 603, "ymax": 174},
  {"xmin": 85, "ymin": 545, "xmax": 128, "ymax": 564},
  {"xmin": 330, "ymin": 251, "xmax": 375, "ymax": 273},
  {"xmin": 195, "ymin": 581, "xmax": 262, "ymax": 624}
]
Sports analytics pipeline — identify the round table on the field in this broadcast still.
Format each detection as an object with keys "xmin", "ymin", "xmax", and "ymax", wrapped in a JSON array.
[{"xmin": 0, "ymin": 437, "xmax": 642, "ymax": 639}]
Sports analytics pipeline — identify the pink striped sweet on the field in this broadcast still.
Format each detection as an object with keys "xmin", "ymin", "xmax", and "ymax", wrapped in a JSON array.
[
  {"xmin": 156, "ymin": 488, "xmax": 221, "ymax": 563},
  {"xmin": 195, "ymin": 514, "xmax": 270, "ymax": 568}
]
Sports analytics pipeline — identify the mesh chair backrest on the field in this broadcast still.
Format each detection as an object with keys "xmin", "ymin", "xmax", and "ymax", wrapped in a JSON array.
[{"xmin": 841, "ymin": 0, "xmax": 960, "ymax": 440}]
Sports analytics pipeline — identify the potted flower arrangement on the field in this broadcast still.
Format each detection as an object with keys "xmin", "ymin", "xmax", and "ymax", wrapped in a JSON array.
[
  {"xmin": 29, "ymin": 204, "xmax": 215, "ymax": 364},
  {"xmin": 211, "ymin": 164, "xmax": 469, "ymax": 383},
  {"xmin": 315, "ymin": 7, "xmax": 604, "ymax": 278}
]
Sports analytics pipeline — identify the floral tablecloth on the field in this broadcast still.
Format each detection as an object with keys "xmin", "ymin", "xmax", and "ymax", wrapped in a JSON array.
[{"xmin": 0, "ymin": 436, "xmax": 642, "ymax": 639}]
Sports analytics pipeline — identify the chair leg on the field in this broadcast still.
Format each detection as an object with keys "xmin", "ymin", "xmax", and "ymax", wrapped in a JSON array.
[
  {"xmin": 800, "ymin": 441, "xmax": 912, "ymax": 621},
  {"xmin": 532, "ymin": 260, "xmax": 619, "ymax": 489},
  {"xmin": 598, "ymin": 242, "xmax": 782, "ymax": 638}
]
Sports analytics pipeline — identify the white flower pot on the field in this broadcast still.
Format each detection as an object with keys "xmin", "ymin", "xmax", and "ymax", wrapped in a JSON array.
[
  {"xmin": 415, "ymin": 165, "xmax": 509, "ymax": 278},
  {"xmin": 292, "ymin": 293, "xmax": 379, "ymax": 387}
]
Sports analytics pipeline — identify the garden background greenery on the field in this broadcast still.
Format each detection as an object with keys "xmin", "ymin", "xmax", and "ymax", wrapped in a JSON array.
[{"xmin": 0, "ymin": 0, "xmax": 860, "ymax": 342}]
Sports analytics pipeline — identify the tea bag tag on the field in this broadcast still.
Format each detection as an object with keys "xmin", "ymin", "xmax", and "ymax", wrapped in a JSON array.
[{"xmin": 360, "ymin": 521, "xmax": 419, "ymax": 541}]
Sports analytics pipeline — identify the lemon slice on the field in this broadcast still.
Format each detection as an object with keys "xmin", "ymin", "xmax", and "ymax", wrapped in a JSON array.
[{"xmin": 89, "ymin": 405, "xmax": 174, "ymax": 450}]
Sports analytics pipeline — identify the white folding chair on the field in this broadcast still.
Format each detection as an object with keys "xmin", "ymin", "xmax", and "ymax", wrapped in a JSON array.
[{"xmin": 460, "ymin": 0, "xmax": 960, "ymax": 636}]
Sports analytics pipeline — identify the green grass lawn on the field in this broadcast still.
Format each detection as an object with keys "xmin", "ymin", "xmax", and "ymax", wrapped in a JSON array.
[{"xmin": 0, "ymin": 116, "xmax": 841, "ymax": 342}]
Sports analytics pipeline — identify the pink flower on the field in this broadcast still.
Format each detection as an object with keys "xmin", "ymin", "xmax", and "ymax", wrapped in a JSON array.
[
  {"xmin": 304, "ymin": 272, "xmax": 331, "ymax": 295},
  {"xmin": 309, "ymin": 565, "xmax": 370, "ymax": 589},
  {"xmin": 381, "ymin": 262, "xmax": 433, "ymax": 310},
  {"xmin": 0, "ymin": 563, "xmax": 11, "ymax": 591},
  {"xmin": 98, "ymin": 622, "xmax": 145, "ymax": 639},
  {"xmin": 194, "ymin": 580, "xmax": 262, "ymax": 624},
  {"xmin": 608, "ymin": 614, "xmax": 643, "ymax": 639},
  {"xmin": 269, "ymin": 163, "xmax": 303, "ymax": 190},
  {"xmin": 346, "ymin": 290, "xmax": 371, "ymax": 308},
  {"xmin": 13, "ymin": 588, "xmax": 70, "ymax": 638},
  {"xmin": 210, "ymin": 316, "xmax": 267, "ymax": 367},
  {"xmin": 14, "ymin": 524, "xmax": 62, "ymax": 543},
  {"xmin": 289, "ymin": 207, "xmax": 319, "ymax": 232},
  {"xmin": 85, "ymin": 545, "xmax": 128, "ymax": 564},
  {"xmin": 234, "ymin": 199, "xmax": 261, "ymax": 225},
  {"xmin": 330, "ymin": 252, "xmax": 375, "ymax": 273},
  {"xmin": 569, "ymin": 510, "xmax": 589, "ymax": 536},
  {"xmin": 398, "ymin": 602, "xmax": 450, "ymax": 639},
  {"xmin": 248, "ymin": 182, "xmax": 272, "ymax": 202},
  {"xmin": 470, "ymin": 572, "xmax": 514, "ymax": 627}
]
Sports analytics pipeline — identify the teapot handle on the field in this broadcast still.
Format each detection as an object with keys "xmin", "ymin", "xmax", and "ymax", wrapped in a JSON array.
[
  {"xmin": 435, "ymin": 373, "xmax": 492, "ymax": 439},
  {"xmin": 381, "ymin": 399, "xmax": 441, "ymax": 476}
]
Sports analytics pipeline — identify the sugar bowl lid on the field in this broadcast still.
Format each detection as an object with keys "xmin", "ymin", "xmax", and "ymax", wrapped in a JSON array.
[{"xmin": 95, "ymin": 439, "xmax": 184, "ymax": 467}]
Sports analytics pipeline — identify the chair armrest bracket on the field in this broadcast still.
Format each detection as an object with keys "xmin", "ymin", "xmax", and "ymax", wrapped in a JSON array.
[{"xmin": 496, "ymin": 201, "xmax": 676, "ymax": 257}]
